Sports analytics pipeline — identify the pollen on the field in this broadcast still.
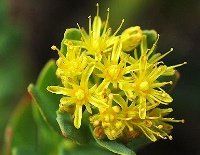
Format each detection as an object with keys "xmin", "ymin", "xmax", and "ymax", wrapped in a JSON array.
[
  {"xmin": 139, "ymin": 81, "xmax": 150, "ymax": 91},
  {"xmin": 106, "ymin": 65, "xmax": 122, "ymax": 81},
  {"xmin": 75, "ymin": 89, "xmax": 85, "ymax": 101}
]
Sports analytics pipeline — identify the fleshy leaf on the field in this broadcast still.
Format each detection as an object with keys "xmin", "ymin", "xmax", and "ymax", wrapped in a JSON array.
[
  {"xmin": 90, "ymin": 126, "xmax": 136, "ymax": 155},
  {"xmin": 94, "ymin": 139, "xmax": 136, "ymax": 155},
  {"xmin": 28, "ymin": 60, "xmax": 61, "ymax": 132},
  {"xmin": 60, "ymin": 28, "xmax": 81, "ymax": 54},
  {"xmin": 143, "ymin": 30, "xmax": 158, "ymax": 49},
  {"xmin": 127, "ymin": 136, "xmax": 152, "ymax": 152},
  {"xmin": 56, "ymin": 111, "xmax": 90, "ymax": 144},
  {"xmin": 59, "ymin": 142, "xmax": 114, "ymax": 155},
  {"xmin": 3, "ymin": 95, "xmax": 38, "ymax": 155}
]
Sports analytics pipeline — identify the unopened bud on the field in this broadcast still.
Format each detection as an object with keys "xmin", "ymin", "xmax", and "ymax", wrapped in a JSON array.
[{"xmin": 121, "ymin": 26, "xmax": 143, "ymax": 51}]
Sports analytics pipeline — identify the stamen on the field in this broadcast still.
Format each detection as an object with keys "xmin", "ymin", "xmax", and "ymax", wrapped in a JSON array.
[
  {"xmin": 168, "ymin": 62, "xmax": 187, "ymax": 69},
  {"xmin": 151, "ymin": 48, "xmax": 173, "ymax": 63},
  {"xmin": 88, "ymin": 15, "xmax": 92, "ymax": 34},
  {"xmin": 51, "ymin": 45, "xmax": 59, "ymax": 51},
  {"xmin": 103, "ymin": 8, "xmax": 110, "ymax": 34},
  {"xmin": 113, "ymin": 19, "xmax": 125, "ymax": 36},
  {"xmin": 169, "ymin": 135, "xmax": 173, "ymax": 140},
  {"xmin": 96, "ymin": 3, "xmax": 99, "ymax": 16},
  {"xmin": 134, "ymin": 49, "xmax": 138, "ymax": 59},
  {"xmin": 107, "ymin": 94, "xmax": 114, "ymax": 106},
  {"xmin": 51, "ymin": 45, "xmax": 65, "ymax": 58},
  {"xmin": 147, "ymin": 34, "xmax": 160, "ymax": 57},
  {"xmin": 157, "ymin": 125, "xmax": 163, "ymax": 129},
  {"xmin": 77, "ymin": 23, "xmax": 87, "ymax": 42}
]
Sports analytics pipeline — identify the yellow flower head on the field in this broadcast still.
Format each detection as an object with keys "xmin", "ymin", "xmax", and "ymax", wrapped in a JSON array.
[
  {"xmin": 90, "ymin": 94, "xmax": 126, "ymax": 140},
  {"xmin": 64, "ymin": 3, "xmax": 124, "ymax": 61},
  {"xmin": 47, "ymin": 63, "xmax": 108, "ymax": 129},
  {"xmin": 120, "ymin": 35, "xmax": 187, "ymax": 119},
  {"xmin": 51, "ymin": 45, "xmax": 88, "ymax": 80},
  {"xmin": 47, "ymin": 3, "xmax": 185, "ymax": 142},
  {"xmin": 95, "ymin": 39, "xmax": 133, "ymax": 89}
]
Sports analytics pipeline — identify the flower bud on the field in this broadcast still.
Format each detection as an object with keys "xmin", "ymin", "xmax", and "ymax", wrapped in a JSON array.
[{"xmin": 121, "ymin": 26, "xmax": 143, "ymax": 51}]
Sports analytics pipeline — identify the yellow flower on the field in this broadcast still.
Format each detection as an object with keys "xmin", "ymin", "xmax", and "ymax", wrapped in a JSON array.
[
  {"xmin": 120, "ymin": 64, "xmax": 173, "ymax": 119},
  {"xmin": 65, "ymin": 3, "xmax": 124, "ymax": 61},
  {"xmin": 51, "ymin": 45, "xmax": 88, "ymax": 80},
  {"xmin": 95, "ymin": 39, "xmax": 133, "ymax": 90},
  {"xmin": 47, "ymin": 63, "xmax": 108, "ymax": 129},
  {"xmin": 120, "ymin": 35, "xmax": 186, "ymax": 119},
  {"xmin": 112, "ymin": 94, "xmax": 184, "ymax": 142},
  {"xmin": 90, "ymin": 94, "xmax": 126, "ymax": 140},
  {"xmin": 129, "ymin": 107, "xmax": 184, "ymax": 142}
]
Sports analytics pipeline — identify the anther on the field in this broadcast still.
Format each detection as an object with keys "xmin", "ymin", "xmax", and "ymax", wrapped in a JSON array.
[
  {"xmin": 94, "ymin": 120, "xmax": 100, "ymax": 126},
  {"xmin": 96, "ymin": 3, "xmax": 99, "ymax": 16},
  {"xmin": 112, "ymin": 106, "xmax": 120, "ymax": 113},
  {"xmin": 51, "ymin": 45, "xmax": 59, "ymax": 51},
  {"xmin": 158, "ymin": 125, "xmax": 163, "ymax": 129},
  {"xmin": 169, "ymin": 135, "xmax": 173, "ymax": 140}
]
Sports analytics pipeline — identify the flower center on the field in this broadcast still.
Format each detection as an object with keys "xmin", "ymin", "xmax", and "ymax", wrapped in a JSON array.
[
  {"xmin": 75, "ymin": 89, "xmax": 85, "ymax": 100},
  {"xmin": 139, "ymin": 81, "xmax": 149, "ymax": 91},
  {"xmin": 107, "ymin": 65, "xmax": 122, "ymax": 81}
]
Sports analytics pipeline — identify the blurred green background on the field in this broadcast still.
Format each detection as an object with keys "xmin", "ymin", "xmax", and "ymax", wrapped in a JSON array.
[{"xmin": 0, "ymin": 0, "xmax": 199, "ymax": 154}]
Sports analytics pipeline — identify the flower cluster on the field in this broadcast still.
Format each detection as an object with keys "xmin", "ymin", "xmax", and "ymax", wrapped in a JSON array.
[{"xmin": 47, "ymin": 4, "xmax": 185, "ymax": 142}]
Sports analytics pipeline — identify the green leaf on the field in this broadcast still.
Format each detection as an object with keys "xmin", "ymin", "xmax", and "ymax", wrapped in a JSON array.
[
  {"xmin": 127, "ymin": 136, "xmax": 151, "ymax": 152},
  {"xmin": 90, "ymin": 126, "xmax": 136, "ymax": 155},
  {"xmin": 143, "ymin": 30, "xmax": 158, "ymax": 48},
  {"xmin": 56, "ymin": 111, "xmax": 90, "ymax": 144},
  {"xmin": 3, "ymin": 96, "xmax": 38, "ymax": 155},
  {"xmin": 32, "ymin": 104, "xmax": 64, "ymax": 155},
  {"xmin": 28, "ymin": 60, "xmax": 61, "ymax": 132},
  {"xmin": 60, "ymin": 28, "xmax": 81, "ymax": 54},
  {"xmin": 59, "ymin": 142, "xmax": 114, "ymax": 155},
  {"xmin": 12, "ymin": 147, "xmax": 36, "ymax": 155},
  {"xmin": 94, "ymin": 139, "xmax": 136, "ymax": 155}
]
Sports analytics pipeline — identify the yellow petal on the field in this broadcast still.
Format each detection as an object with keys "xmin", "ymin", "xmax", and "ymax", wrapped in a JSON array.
[
  {"xmin": 80, "ymin": 63, "xmax": 95, "ymax": 88},
  {"xmin": 111, "ymin": 40, "xmax": 122, "ymax": 63},
  {"xmin": 93, "ymin": 16, "xmax": 102, "ymax": 39},
  {"xmin": 113, "ymin": 94, "xmax": 127, "ymax": 109},
  {"xmin": 47, "ymin": 86, "xmax": 71, "ymax": 96},
  {"xmin": 74, "ymin": 105, "xmax": 82, "ymax": 129},
  {"xmin": 152, "ymin": 89, "xmax": 173, "ymax": 103},
  {"xmin": 96, "ymin": 79, "xmax": 110, "ymax": 93},
  {"xmin": 60, "ymin": 97, "xmax": 74, "ymax": 106},
  {"xmin": 85, "ymin": 103, "xmax": 92, "ymax": 114},
  {"xmin": 139, "ymin": 97, "xmax": 146, "ymax": 119},
  {"xmin": 138, "ymin": 125, "xmax": 157, "ymax": 142},
  {"xmin": 89, "ymin": 96, "xmax": 108, "ymax": 108}
]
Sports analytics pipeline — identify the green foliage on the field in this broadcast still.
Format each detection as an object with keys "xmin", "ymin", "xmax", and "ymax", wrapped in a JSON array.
[
  {"xmin": 3, "ymin": 97, "xmax": 37, "ymax": 155},
  {"xmin": 0, "ymin": 0, "xmax": 25, "ymax": 143},
  {"xmin": 28, "ymin": 60, "xmax": 60, "ymax": 132},
  {"xmin": 143, "ymin": 30, "xmax": 158, "ymax": 48},
  {"xmin": 56, "ymin": 111, "xmax": 90, "ymax": 144},
  {"xmin": 94, "ymin": 138, "xmax": 136, "ymax": 155},
  {"xmin": 60, "ymin": 28, "xmax": 81, "ymax": 54}
]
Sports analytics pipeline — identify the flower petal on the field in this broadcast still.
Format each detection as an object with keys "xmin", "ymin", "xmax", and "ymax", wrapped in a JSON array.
[
  {"xmin": 74, "ymin": 105, "xmax": 82, "ymax": 129},
  {"xmin": 47, "ymin": 86, "xmax": 71, "ymax": 96},
  {"xmin": 139, "ymin": 96, "xmax": 146, "ymax": 119}
]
